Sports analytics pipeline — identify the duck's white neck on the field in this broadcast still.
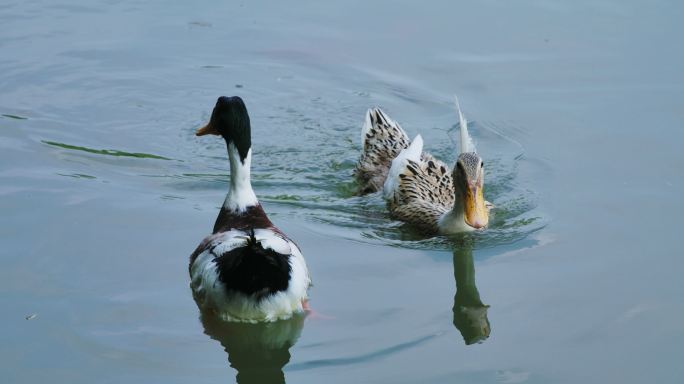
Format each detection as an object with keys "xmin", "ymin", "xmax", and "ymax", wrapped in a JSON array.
[
  {"xmin": 223, "ymin": 142, "xmax": 258, "ymax": 212},
  {"xmin": 438, "ymin": 203, "xmax": 472, "ymax": 234},
  {"xmin": 437, "ymin": 176, "xmax": 473, "ymax": 234}
]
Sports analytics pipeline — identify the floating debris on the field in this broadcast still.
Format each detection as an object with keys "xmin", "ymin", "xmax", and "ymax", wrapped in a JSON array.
[
  {"xmin": 42, "ymin": 140, "xmax": 173, "ymax": 160},
  {"xmin": 160, "ymin": 194, "xmax": 185, "ymax": 201},
  {"xmin": 2, "ymin": 114, "xmax": 28, "ymax": 120},
  {"xmin": 56, "ymin": 173, "xmax": 96, "ymax": 179},
  {"xmin": 189, "ymin": 21, "xmax": 212, "ymax": 27}
]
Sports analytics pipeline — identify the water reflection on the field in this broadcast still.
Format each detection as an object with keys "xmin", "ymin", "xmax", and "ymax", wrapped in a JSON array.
[
  {"xmin": 200, "ymin": 311, "xmax": 306, "ymax": 384},
  {"xmin": 452, "ymin": 244, "xmax": 491, "ymax": 345}
]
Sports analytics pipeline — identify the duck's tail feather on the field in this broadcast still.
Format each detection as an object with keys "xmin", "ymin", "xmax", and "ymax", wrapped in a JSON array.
[
  {"xmin": 455, "ymin": 96, "xmax": 476, "ymax": 154},
  {"xmin": 354, "ymin": 108, "xmax": 410, "ymax": 195}
]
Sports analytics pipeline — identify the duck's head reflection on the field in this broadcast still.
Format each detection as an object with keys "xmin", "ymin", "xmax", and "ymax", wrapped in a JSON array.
[
  {"xmin": 200, "ymin": 311, "xmax": 306, "ymax": 384},
  {"xmin": 452, "ymin": 246, "xmax": 491, "ymax": 345}
]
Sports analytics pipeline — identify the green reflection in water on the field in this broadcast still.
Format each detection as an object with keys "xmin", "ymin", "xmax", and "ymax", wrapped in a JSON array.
[
  {"xmin": 56, "ymin": 173, "xmax": 96, "ymax": 179},
  {"xmin": 452, "ymin": 241, "xmax": 491, "ymax": 345},
  {"xmin": 42, "ymin": 140, "xmax": 173, "ymax": 160},
  {"xmin": 200, "ymin": 311, "xmax": 305, "ymax": 384}
]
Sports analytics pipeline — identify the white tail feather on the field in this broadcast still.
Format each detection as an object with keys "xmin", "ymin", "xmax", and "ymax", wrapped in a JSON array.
[
  {"xmin": 383, "ymin": 134, "xmax": 423, "ymax": 200},
  {"xmin": 455, "ymin": 96, "xmax": 476, "ymax": 154}
]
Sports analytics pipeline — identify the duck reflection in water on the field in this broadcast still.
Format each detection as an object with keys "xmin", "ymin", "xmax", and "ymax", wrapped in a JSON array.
[
  {"xmin": 452, "ymin": 245, "xmax": 491, "ymax": 345},
  {"xmin": 200, "ymin": 310, "xmax": 306, "ymax": 384}
]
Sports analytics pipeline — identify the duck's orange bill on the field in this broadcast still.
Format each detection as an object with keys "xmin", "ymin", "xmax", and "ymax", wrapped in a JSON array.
[
  {"xmin": 464, "ymin": 185, "xmax": 489, "ymax": 229},
  {"xmin": 196, "ymin": 122, "xmax": 219, "ymax": 136}
]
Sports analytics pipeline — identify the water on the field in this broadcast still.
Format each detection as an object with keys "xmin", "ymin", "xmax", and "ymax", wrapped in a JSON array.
[{"xmin": 1, "ymin": 0, "xmax": 683, "ymax": 383}]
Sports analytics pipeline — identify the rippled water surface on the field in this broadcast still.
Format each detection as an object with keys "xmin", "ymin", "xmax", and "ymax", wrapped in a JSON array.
[{"xmin": 2, "ymin": 1, "xmax": 683, "ymax": 383}]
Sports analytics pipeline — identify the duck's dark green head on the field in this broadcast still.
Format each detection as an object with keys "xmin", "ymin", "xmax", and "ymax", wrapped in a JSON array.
[{"xmin": 196, "ymin": 96, "xmax": 252, "ymax": 162}]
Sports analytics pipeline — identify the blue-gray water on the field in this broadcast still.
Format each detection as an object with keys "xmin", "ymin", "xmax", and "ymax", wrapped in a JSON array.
[{"xmin": 1, "ymin": 1, "xmax": 683, "ymax": 383}]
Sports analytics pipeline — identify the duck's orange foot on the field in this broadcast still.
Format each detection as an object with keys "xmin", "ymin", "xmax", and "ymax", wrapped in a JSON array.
[{"xmin": 302, "ymin": 299, "xmax": 334, "ymax": 320}]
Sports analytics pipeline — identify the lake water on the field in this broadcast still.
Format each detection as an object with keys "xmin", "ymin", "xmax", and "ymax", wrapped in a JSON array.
[{"xmin": 1, "ymin": 0, "xmax": 683, "ymax": 383}]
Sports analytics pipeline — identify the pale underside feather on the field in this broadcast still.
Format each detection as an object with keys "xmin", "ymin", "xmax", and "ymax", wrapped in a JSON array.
[{"xmin": 383, "ymin": 134, "xmax": 423, "ymax": 200}]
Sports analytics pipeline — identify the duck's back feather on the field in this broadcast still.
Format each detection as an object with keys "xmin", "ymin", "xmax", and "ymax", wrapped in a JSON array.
[
  {"xmin": 190, "ymin": 227, "xmax": 310, "ymax": 322},
  {"xmin": 190, "ymin": 205, "xmax": 310, "ymax": 322},
  {"xmin": 213, "ymin": 230, "xmax": 292, "ymax": 299},
  {"xmin": 212, "ymin": 204, "xmax": 274, "ymax": 234},
  {"xmin": 384, "ymin": 151, "xmax": 455, "ymax": 231}
]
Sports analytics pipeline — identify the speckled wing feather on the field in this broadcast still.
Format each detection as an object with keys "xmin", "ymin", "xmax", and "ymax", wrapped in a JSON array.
[
  {"xmin": 354, "ymin": 108, "xmax": 410, "ymax": 195},
  {"xmin": 386, "ymin": 154, "xmax": 455, "ymax": 231},
  {"xmin": 391, "ymin": 200, "xmax": 446, "ymax": 234}
]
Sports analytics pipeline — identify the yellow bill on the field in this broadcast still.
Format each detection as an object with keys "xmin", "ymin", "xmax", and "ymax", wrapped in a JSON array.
[{"xmin": 464, "ymin": 184, "xmax": 489, "ymax": 229}]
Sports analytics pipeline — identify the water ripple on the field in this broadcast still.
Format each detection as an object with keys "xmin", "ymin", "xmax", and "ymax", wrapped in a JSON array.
[
  {"xmin": 156, "ymin": 100, "xmax": 545, "ymax": 251},
  {"xmin": 287, "ymin": 332, "xmax": 443, "ymax": 371},
  {"xmin": 43, "ymin": 140, "xmax": 174, "ymax": 160}
]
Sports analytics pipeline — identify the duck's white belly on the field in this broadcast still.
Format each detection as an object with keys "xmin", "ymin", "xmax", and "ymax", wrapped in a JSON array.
[{"xmin": 190, "ymin": 229, "xmax": 310, "ymax": 322}]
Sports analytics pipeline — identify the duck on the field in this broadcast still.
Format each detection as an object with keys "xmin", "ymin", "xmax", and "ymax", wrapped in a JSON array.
[
  {"xmin": 189, "ymin": 96, "xmax": 311, "ymax": 322},
  {"xmin": 354, "ymin": 99, "xmax": 491, "ymax": 234}
]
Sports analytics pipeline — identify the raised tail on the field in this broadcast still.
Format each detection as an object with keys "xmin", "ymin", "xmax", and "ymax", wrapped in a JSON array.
[
  {"xmin": 354, "ymin": 107, "xmax": 410, "ymax": 195},
  {"xmin": 455, "ymin": 96, "xmax": 476, "ymax": 154}
]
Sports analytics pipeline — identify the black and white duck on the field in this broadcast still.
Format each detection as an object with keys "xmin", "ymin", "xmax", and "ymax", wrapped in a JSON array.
[
  {"xmin": 190, "ymin": 96, "xmax": 311, "ymax": 322},
  {"xmin": 355, "ymin": 99, "xmax": 491, "ymax": 234}
]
